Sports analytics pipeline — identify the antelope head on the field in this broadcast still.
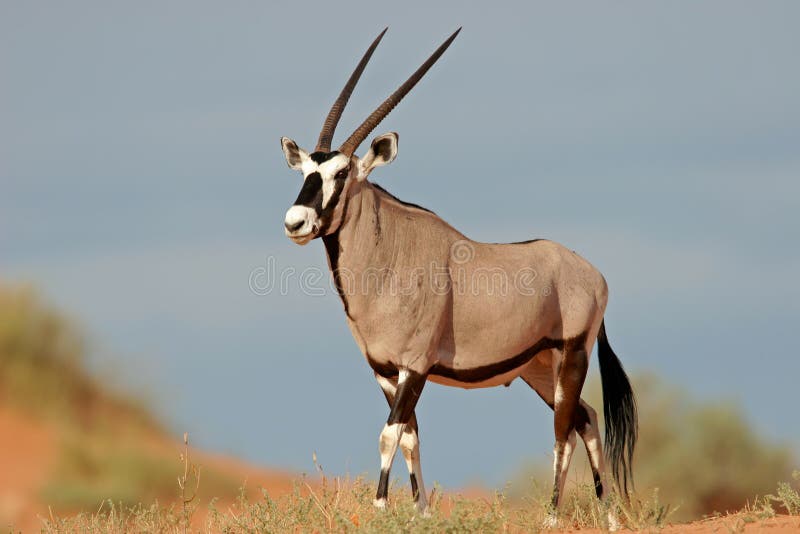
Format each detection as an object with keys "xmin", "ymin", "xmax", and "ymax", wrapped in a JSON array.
[{"xmin": 281, "ymin": 28, "xmax": 460, "ymax": 245}]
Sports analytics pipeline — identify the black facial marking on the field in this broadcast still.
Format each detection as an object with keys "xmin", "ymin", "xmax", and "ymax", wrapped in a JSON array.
[
  {"xmin": 429, "ymin": 333, "xmax": 588, "ymax": 384},
  {"xmin": 309, "ymin": 150, "xmax": 341, "ymax": 164},
  {"xmin": 372, "ymin": 183, "xmax": 434, "ymax": 214},
  {"xmin": 293, "ymin": 165, "xmax": 348, "ymax": 236},
  {"xmin": 293, "ymin": 172, "xmax": 323, "ymax": 208}
]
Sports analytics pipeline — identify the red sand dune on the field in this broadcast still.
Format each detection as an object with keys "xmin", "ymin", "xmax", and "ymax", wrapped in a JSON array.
[
  {"xmin": 0, "ymin": 407, "xmax": 57, "ymax": 531},
  {"xmin": 0, "ymin": 405, "xmax": 298, "ymax": 531}
]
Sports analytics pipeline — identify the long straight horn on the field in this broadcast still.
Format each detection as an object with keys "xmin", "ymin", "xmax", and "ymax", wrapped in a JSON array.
[
  {"xmin": 339, "ymin": 28, "xmax": 461, "ymax": 157},
  {"xmin": 315, "ymin": 28, "xmax": 388, "ymax": 152}
]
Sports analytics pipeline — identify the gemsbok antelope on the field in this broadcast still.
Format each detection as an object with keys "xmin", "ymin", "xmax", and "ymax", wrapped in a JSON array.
[{"xmin": 279, "ymin": 28, "xmax": 638, "ymax": 520}]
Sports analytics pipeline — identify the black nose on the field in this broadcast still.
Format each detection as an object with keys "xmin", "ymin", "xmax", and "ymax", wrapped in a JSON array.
[{"xmin": 285, "ymin": 220, "xmax": 304, "ymax": 232}]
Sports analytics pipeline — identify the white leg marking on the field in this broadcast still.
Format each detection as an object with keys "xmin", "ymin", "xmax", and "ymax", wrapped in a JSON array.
[
  {"xmin": 379, "ymin": 423, "xmax": 404, "ymax": 470},
  {"xmin": 607, "ymin": 510, "xmax": 621, "ymax": 531},
  {"xmin": 374, "ymin": 370, "xmax": 414, "ymax": 510},
  {"xmin": 559, "ymin": 432, "xmax": 577, "ymax": 491},
  {"xmin": 398, "ymin": 369, "xmax": 410, "ymax": 384},
  {"xmin": 553, "ymin": 431, "xmax": 577, "ymax": 507},
  {"xmin": 374, "ymin": 422, "xmax": 403, "ymax": 509},
  {"xmin": 586, "ymin": 433, "xmax": 603, "ymax": 475},
  {"xmin": 400, "ymin": 428, "xmax": 428, "ymax": 512},
  {"xmin": 554, "ymin": 383, "xmax": 565, "ymax": 406},
  {"xmin": 579, "ymin": 401, "xmax": 607, "ymax": 497},
  {"xmin": 376, "ymin": 374, "xmax": 397, "ymax": 396}
]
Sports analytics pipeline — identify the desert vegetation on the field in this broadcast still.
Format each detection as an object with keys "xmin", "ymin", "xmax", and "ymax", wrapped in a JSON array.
[
  {"xmin": 1, "ymin": 281, "xmax": 799, "ymax": 532},
  {"xmin": 35, "ymin": 469, "xmax": 800, "ymax": 533}
]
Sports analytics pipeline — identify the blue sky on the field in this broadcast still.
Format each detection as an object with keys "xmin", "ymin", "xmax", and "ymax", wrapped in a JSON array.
[{"xmin": 2, "ymin": 1, "xmax": 798, "ymax": 488}]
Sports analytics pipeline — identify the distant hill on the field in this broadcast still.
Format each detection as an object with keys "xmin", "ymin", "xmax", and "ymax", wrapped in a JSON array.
[{"xmin": 0, "ymin": 283, "xmax": 297, "ymax": 531}]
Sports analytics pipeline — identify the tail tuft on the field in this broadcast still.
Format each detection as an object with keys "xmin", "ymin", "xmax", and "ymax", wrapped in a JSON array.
[{"xmin": 597, "ymin": 320, "xmax": 638, "ymax": 495}]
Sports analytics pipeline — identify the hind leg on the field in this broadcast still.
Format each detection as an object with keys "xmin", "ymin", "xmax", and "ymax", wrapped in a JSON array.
[
  {"xmin": 552, "ymin": 347, "xmax": 589, "ymax": 508},
  {"xmin": 521, "ymin": 349, "xmax": 589, "ymax": 508},
  {"xmin": 523, "ymin": 349, "xmax": 617, "ymax": 529},
  {"xmin": 576, "ymin": 399, "xmax": 606, "ymax": 500}
]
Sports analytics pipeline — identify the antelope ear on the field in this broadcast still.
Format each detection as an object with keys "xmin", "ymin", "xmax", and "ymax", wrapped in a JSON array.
[
  {"xmin": 357, "ymin": 132, "xmax": 398, "ymax": 180},
  {"xmin": 281, "ymin": 137, "xmax": 308, "ymax": 171}
]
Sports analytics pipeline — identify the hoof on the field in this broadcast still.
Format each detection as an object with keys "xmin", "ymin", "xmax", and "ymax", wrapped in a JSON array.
[
  {"xmin": 543, "ymin": 513, "xmax": 558, "ymax": 529},
  {"xmin": 607, "ymin": 511, "xmax": 620, "ymax": 531},
  {"xmin": 415, "ymin": 500, "xmax": 431, "ymax": 517},
  {"xmin": 372, "ymin": 498, "xmax": 387, "ymax": 509}
]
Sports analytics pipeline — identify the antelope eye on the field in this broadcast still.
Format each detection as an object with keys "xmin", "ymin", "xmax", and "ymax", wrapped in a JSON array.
[{"xmin": 335, "ymin": 168, "xmax": 349, "ymax": 180}]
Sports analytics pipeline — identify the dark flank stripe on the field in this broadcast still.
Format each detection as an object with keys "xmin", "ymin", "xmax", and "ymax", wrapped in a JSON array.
[
  {"xmin": 367, "ymin": 354, "xmax": 398, "ymax": 378},
  {"xmin": 428, "ymin": 333, "xmax": 587, "ymax": 383},
  {"xmin": 367, "ymin": 333, "xmax": 588, "ymax": 384},
  {"xmin": 372, "ymin": 183, "xmax": 435, "ymax": 214},
  {"xmin": 488, "ymin": 238, "xmax": 546, "ymax": 245}
]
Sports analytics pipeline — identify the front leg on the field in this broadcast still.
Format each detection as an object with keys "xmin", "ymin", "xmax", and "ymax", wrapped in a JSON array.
[
  {"xmin": 373, "ymin": 369, "xmax": 427, "ymax": 510},
  {"xmin": 375, "ymin": 373, "xmax": 429, "ymax": 512}
]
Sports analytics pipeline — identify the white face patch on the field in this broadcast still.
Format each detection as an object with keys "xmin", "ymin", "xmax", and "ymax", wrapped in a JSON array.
[
  {"xmin": 285, "ymin": 152, "xmax": 352, "ymax": 243},
  {"xmin": 300, "ymin": 154, "xmax": 351, "ymax": 209},
  {"xmin": 284, "ymin": 205, "xmax": 318, "ymax": 243}
]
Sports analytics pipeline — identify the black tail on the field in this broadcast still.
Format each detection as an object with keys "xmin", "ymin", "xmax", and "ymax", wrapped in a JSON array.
[{"xmin": 597, "ymin": 319, "xmax": 638, "ymax": 495}]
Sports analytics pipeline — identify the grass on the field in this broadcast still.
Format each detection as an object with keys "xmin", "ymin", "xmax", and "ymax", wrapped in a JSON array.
[
  {"xmin": 38, "ymin": 447, "xmax": 681, "ymax": 533},
  {"xmin": 37, "ymin": 468, "xmax": 800, "ymax": 533},
  {"xmin": 769, "ymin": 470, "xmax": 800, "ymax": 515}
]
